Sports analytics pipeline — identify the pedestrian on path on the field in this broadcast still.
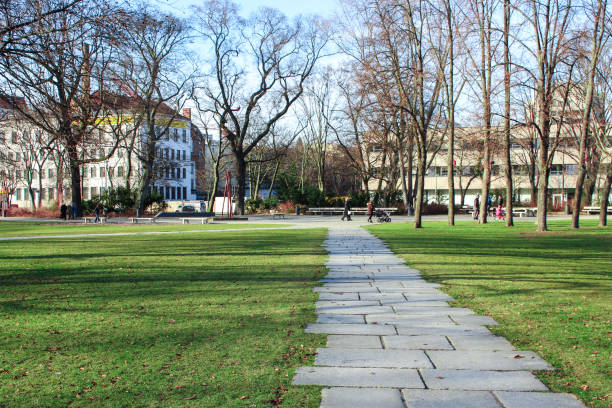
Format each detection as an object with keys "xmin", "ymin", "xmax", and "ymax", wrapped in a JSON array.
[
  {"xmin": 473, "ymin": 195, "xmax": 480, "ymax": 220},
  {"xmin": 69, "ymin": 202, "xmax": 76, "ymax": 220},
  {"xmin": 341, "ymin": 197, "xmax": 352, "ymax": 221},
  {"xmin": 367, "ymin": 200, "xmax": 374, "ymax": 223},
  {"xmin": 60, "ymin": 203, "xmax": 67, "ymax": 220},
  {"xmin": 94, "ymin": 203, "xmax": 101, "ymax": 223}
]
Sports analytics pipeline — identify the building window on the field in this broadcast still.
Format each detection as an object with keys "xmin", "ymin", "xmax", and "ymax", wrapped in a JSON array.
[
  {"xmin": 90, "ymin": 167, "xmax": 95, "ymax": 178},
  {"xmin": 91, "ymin": 187, "xmax": 97, "ymax": 197},
  {"xmin": 11, "ymin": 131, "xmax": 17, "ymax": 143},
  {"xmin": 40, "ymin": 169, "xmax": 45, "ymax": 179},
  {"xmin": 165, "ymin": 188, "xmax": 170, "ymax": 200},
  {"xmin": 118, "ymin": 167, "xmax": 124, "ymax": 177},
  {"xmin": 100, "ymin": 167, "xmax": 105, "ymax": 177},
  {"xmin": 82, "ymin": 188, "xmax": 89, "ymax": 199},
  {"xmin": 41, "ymin": 188, "xmax": 46, "ymax": 200},
  {"xmin": 183, "ymin": 186, "xmax": 187, "ymax": 199},
  {"xmin": 182, "ymin": 131, "xmax": 187, "ymax": 143},
  {"xmin": 108, "ymin": 168, "xmax": 114, "ymax": 177},
  {"xmin": 159, "ymin": 186, "xmax": 164, "ymax": 198},
  {"xmin": 177, "ymin": 187, "xmax": 181, "ymax": 200},
  {"xmin": 16, "ymin": 188, "xmax": 21, "ymax": 200},
  {"xmin": 171, "ymin": 187, "xmax": 176, "ymax": 200},
  {"xmin": 48, "ymin": 168, "xmax": 54, "ymax": 179},
  {"xmin": 48, "ymin": 187, "xmax": 54, "ymax": 200},
  {"xmin": 183, "ymin": 168, "xmax": 186, "ymax": 179},
  {"xmin": 0, "ymin": 132, "xmax": 4, "ymax": 143}
]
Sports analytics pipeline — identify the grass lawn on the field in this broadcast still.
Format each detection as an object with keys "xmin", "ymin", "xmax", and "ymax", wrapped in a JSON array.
[
  {"xmin": 366, "ymin": 220, "xmax": 611, "ymax": 408},
  {"xmin": 0, "ymin": 221, "xmax": 282, "ymax": 237},
  {"xmin": 0, "ymin": 228, "xmax": 327, "ymax": 407}
]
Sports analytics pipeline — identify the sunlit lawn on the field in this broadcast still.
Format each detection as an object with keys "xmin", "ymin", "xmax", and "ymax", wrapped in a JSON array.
[
  {"xmin": 0, "ymin": 221, "xmax": 282, "ymax": 237},
  {"xmin": 367, "ymin": 220, "xmax": 611, "ymax": 408},
  {"xmin": 0, "ymin": 228, "xmax": 327, "ymax": 407}
]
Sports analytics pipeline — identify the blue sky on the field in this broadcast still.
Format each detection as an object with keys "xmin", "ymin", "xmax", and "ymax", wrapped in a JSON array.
[{"xmin": 153, "ymin": 0, "xmax": 339, "ymax": 18}]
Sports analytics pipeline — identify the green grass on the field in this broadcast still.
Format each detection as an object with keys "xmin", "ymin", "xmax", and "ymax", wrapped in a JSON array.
[
  {"xmin": 366, "ymin": 220, "xmax": 611, "ymax": 408},
  {"xmin": 0, "ymin": 221, "xmax": 282, "ymax": 237},
  {"xmin": 0, "ymin": 228, "xmax": 327, "ymax": 407}
]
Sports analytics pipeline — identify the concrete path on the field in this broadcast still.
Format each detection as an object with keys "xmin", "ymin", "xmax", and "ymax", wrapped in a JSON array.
[{"xmin": 292, "ymin": 225, "xmax": 586, "ymax": 408}]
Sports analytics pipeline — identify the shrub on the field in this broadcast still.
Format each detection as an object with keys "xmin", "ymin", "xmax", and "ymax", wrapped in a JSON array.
[
  {"xmin": 422, "ymin": 203, "xmax": 448, "ymax": 214},
  {"xmin": 100, "ymin": 186, "xmax": 137, "ymax": 211}
]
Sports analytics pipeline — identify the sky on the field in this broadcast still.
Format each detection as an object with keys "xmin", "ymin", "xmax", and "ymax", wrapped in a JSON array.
[{"xmin": 153, "ymin": 0, "xmax": 340, "ymax": 19}]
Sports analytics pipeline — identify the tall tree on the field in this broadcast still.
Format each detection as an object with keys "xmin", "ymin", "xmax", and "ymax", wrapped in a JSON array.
[
  {"xmin": 502, "ymin": 0, "xmax": 514, "ymax": 226},
  {"xmin": 195, "ymin": 0, "xmax": 328, "ymax": 215},
  {"xmin": 571, "ymin": 0, "xmax": 609, "ymax": 228},
  {"xmin": 0, "ymin": 0, "xmax": 120, "ymax": 216}
]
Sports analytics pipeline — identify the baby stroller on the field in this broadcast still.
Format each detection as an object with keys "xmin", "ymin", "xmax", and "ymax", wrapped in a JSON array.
[{"xmin": 376, "ymin": 209, "xmax": 392, "ymax": 223}]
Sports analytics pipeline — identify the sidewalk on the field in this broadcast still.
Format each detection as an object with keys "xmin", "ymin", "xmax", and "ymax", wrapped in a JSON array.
[{"xmin": 292, "ymin": 225, "xmax": 586, "ymax": 408}]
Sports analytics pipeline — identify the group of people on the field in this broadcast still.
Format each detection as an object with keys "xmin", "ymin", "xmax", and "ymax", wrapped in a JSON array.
[
  {"xmin": 473, "ymin": 194, "xmax": 506, "ymax": 221},
  {"xmin": 340, "ymin": 198, "xmax": 378, "ymax": 223},
  {"xmin": 59, "ymin": 202, "xmax": 77, "ymax": 220},
  {"xmin": 59, "ymin": 202, "xmax": 105, "ymax": 223}
]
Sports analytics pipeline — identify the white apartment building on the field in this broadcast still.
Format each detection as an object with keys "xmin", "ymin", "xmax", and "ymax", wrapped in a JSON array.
[{"xmin": 0, "ymin": 98, "xmax": 197, "ymax": 209}]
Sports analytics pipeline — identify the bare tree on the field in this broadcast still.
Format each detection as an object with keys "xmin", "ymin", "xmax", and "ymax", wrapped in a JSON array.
[
  {"xmin": 195, "ymin": 0, "xmax": 329, "ymax": 215},
  {"xmin": 0, "ymin": 0, "xmax": 121, "ymax": 216},
  {"xmin": 114, "ymin": 6, "xmax": 193, "ymax": 216},
  {"xmin": 571, "ymin": 0, "xmax": 609, "ymax": 228}
]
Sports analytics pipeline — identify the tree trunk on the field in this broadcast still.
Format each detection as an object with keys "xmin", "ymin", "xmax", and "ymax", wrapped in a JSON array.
[
  {"xmin": 235, "ymin": 155, "xmax": 247, "ymax": 215},
  {"xmin": 599, "ymin": 169, "xmax": 611, "ymax": 227},
  {"xmin": 28, "ymin": 185, "xmax": 36, "ymax": 212},
  {"xmin": 503, "ymin": 0, "xmax": 513, "ymax": 227},
  {"xmin": 536, "ymin": 150, "xmax": 549, "ymax": 232},
  {"xmin": 268, "ymin": 161, "xmax": 280, "ymax": 199},
  {"xmin": 447, "ymin": 132, "xmax": 455, "ymax": 226},
  {"xmin": 414, "ymin": 146, "xmax": 426, "ymax": 228},
  {"xmin": 137, "ymin": 162, "xmax": 153, "ymax": 216},
  {"xmin": 479, "ymin": 140, "xmax": 491, "ymax": 224},
  {"xmin": 399, "ymin": 153, "xmax": 410, "ymax": 210},
  {"xmin": 207, "ymin": 170, "xmax": 220, "ymax": 213}
]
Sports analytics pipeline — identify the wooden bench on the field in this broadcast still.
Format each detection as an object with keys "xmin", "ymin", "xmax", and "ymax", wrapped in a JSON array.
[
  {"xmin": 269, "ymin": 210, "xmax": 285, "ymax": 220},
  {"xmin": 512, "ymin": 207, "xmax": 537, "ymax": 217},
  {"xmin": 179, "ymin": 217, "xmax": 213, "ymax": 224},
  {"xmin": 582, "ymin": 206, "xmax": 612, "ymax": 214},
  {"xmin": 129, "ymin": 217, "xmax": 156, "ymax": 224},
  {"xmin": 83, "ymin": 216, "xmax": 107, "ymax": 224}
]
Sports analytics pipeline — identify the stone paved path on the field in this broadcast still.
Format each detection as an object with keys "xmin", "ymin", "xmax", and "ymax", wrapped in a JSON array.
[{"xmin": 292, "ymin": 225, "xmax": 586, "ymax": 408}]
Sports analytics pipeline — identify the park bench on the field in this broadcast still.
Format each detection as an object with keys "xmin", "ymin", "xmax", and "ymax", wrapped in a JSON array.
[
  {"xmin": 269, "ymin": 210, "xmax": 285, "ymax": 220},
  {"xmin": 83, "ymin": 216, "xmax": 107, "ymax": 224},
  {"xmin": 582, "ymin": 206, "xmax": 612, "ymax": 214},
  {"xmin": 512, "ymin": 207, "xmax": 537, "ymax": 217},
  {"xmin": 129, "ymin": 217, "xmax": 156, "ymax": 224},
  {"xmin": 179, "ymin": 217, "xmax": 213, "ymax": 224}
]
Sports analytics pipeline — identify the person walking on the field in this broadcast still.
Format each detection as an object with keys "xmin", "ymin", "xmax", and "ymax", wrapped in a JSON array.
[
  {"xmin": 94, "ymin": 203, "xmax": 101, "ymax": 223},
  {"xmin": 341, "ymin": 197, "xmax": 352, "ymax": 221},
  {"xmin": 60, "ymin": 203, "xmax": 67, "ymax": 220},
  {"xmin": 68, "ymin": 202, "xmax": 75, "ymax": 220},
  {"xmin": 367, "ymin": 200, "xmax": 374, "ymax": 223},
  {"xmin": 486, "ymin": 195, "xmax": 492, "ymax": 217},
  {"xmin": 473, "ymin": 195, "xmax": 480, "ymax": 220}
]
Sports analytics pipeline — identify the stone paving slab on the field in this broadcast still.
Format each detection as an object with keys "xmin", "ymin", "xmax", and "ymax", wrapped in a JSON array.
[
  {"xmin": 391, "ymin": 306, "xmax": 475, "ymax": 315},
  {"xmin": 316, "ymin": 300, "xmax": 380, "ymax": 307},
  {"xmin": 315, "ymin": 348, "xmax": 433, "ymax": 368},
  {"xmin": 314, "ymin": 287, "xmax": 380, "ymax": 293},
  {"xmin": 316, "ymin": 305, "xmax": 394, "ymax": 315},
  {"xmin": 420, "ymin": 369, "xmax": 549, "ymax": 391},
  {"xmin": 317, "ymin": 314, "xmax": 365, "ymax": 324},
  {"xmin": 326, "ymin": 335, "xmax": 383, "ymax": 349},
  {"xmin": 447, "ymin": 334, "xmax": 515, "ymax": 351},
  {"xmin": 382, "ymin": 335, "xmax": 454, "ymax": 350},
  {"xmin": 404, "ymin": 293, "xmax": 455, "ymax": 301},
  {"xmin": 317, "ymin": 292, "xmax": 360, "ymax": 301},
  {"xmin": 305, "ymin": 323, "xmax": 397, "ymax": 335},
  {"xmin": 396, "ymin": 325, "xmax": 493, "ymax": 336},
  {"xmin": 321, "ymin": 388, "xmax": 404, "ymax": 408},
  {"xmin": 401, "ymin": 389, "xmax": 502, "ymax": 408},
  {"xmin": 366, "ymin": 314, "xmax": 454, "ymax": 325},
  {"xmin": 292, "ymin": 366, "xmax": 425, "ymax": 388},
  {"xmin": 358, "ymin": 293, "xmax": 407, "ymax": 301},
  {"xmin": 493, "ymin": 391, "xmax": 587, "ymax": 408},
  {"xmin": 427, "ymin": 350, "xmax": 554, "ymax": 370}
]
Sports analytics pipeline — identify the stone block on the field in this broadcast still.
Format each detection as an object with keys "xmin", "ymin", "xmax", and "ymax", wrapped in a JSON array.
[
  {"xmin": 318, "ymin": 314, "xmax": 365, "ymax": 324},
  {"xmin": 392, "ymin": 306, "xmax": 474, "ymax": 316},
  {"xmin": 420, "ymin": 369, "xmax": 549, "ymax": 391},
  {"xmin": 426, "ymin": 350, "xmax": 554, "ymax": 370},
  {"xmin": 447, "ymin": 334, "xmax": 515, "ymax": 351},
  {"xmin": 493, "ymin": 391, "xmax": 587, "ymax": 408},
  {"xmin": 401, "ymin": 389, "xmax": 502, "ymax": 408},
  {"xmin": 452, "ymin": 315, "xmax": 499, "ymax": 326},
  {"xmin": 318, "ymin": 292, "xmax": 360, "ymax": 301},
  {"xmin": 306, "ymin": 323, "xmax": 397, "ymax": 335},
  {"xmin": 326, "ymin": 335, "xmax": 383, "ymax": 349},
  {"xmin": 315, "ymin": 348, "xmax": 433, "ymax": 368},
  {"xmin": 366, "ymin": 314, "xmax": 454, "ymax": 325},
  {"xmin": 292, "ymin": 366, "xmax": 425, "ymax": 388},
  {"xmin": 321, "ymin": 388, "xmax": 405, "ymax": 408},
  {"xmin": 382, "ymin": 335, "xmax": 453, "ymax": 350},
  {"xmin": 397, "ymin": 325, "xmax": 492, "ymax": 337},
  {"xmin": 317, "ymin": 305, "xmax": 394, "ymax": 315}
]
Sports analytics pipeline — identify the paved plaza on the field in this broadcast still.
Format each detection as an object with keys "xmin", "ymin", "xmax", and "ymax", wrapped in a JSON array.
[{"xmin": 292, "ymin": 224, "xmax": 586, "ymax": 408}]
